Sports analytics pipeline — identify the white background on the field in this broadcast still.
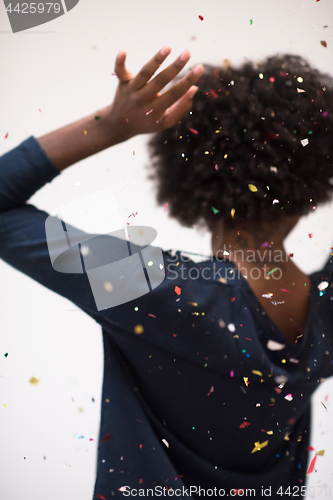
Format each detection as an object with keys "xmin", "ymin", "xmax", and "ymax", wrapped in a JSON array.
[{"xmin": 0, "ymin": 0, "xmax": 333, "ymax": 499}]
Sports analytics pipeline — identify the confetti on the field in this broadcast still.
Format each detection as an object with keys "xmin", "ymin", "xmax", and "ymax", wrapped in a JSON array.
[
  {"xmin": 101, "ymin": 433, "xmax": 111, "ymax": 443},
  {"xmin": 134, "ymin": 324, "xmax": 144, "ymax": 334},
  {"xmin": 260, "ymin": 242, "xmax": 269, "ymax": 248},
  {"xmin": 317, "ymin": 449, "xmax": 325, "ymax": 456},
  {"xmin": 300, "ymin": 138, "xmax": 309, "ymax": 147},
  {"xmin": 145, "ymin": 109, "xmax": 153, "ymax": 115},
  {"xmin": 95, "ymin": 116, "xmax": 101, "ymax": 120},
  {"xmin": 321, "ymin": 402, "xmax": 327, "ymax": 411},
  {"xmin": 175, "ymin": 286, "xmax": 181, "ymax": 295},
  {"xmin": 284, "ymin": 394, "xmax": 293, "ymax": 402},
  {"xmin": 118, "ymin": 487, "xmax": 127, "ymax": 492},
  {"xmin": 83, "ymin": 130, "xmax": 87, "ymax": 135},
  {"xmin": 289, "ymin": 253, "xmax": 294, "ymax": 258},
  {"xmin": 280, "ymin": 288, "xmax": 291, "ymax": 293},
  {"xmin": 4, "ymin": 133, "xmax": 8, "ymax": 139},
  {"xmin": 243, "ymin": 377, "xmax": 250, "ymax": 387},
  {"xmin": 308, "ymin": 233, "xmax": 313, "ymax": 239},
  {"xmin": 320, "ymin": 40, "xmax": 327, "ymax": 48},
  {"xmin": 297, "ymin": 88, "xmax": 306, "ymax": 93},
  {"xmin": 103, "ymin": 281, "xmax": 113, "ymax": 292},
  {"xmin": 29, "ymin": 377, "xmax": 39, "ymax": 385},
  {"xmin": 227, "ymin": 323, "xmax": 236, "ymax": 332},
  {"xmin": 266, "ymin": 268, "xmax": 278, "ymax": 276},
  {"xmin": 207, "ymin": 386, "xmax": 214, "ymax": 396},
  {"xmin": 252, "ymin": 370, "xmax": 263, "ymax": 377},
  {"xmin": 162, "ymin": 438, "xmax": 169, "ymax": 448},
  {"xmin": 239, "ymin": 421, "xmax": 250, "ymax": 428},
  {"xmin": 4, "ymin": 353, "xmax": 8, "ymax": 357},
  {"xmin": 306, "ymin": 455, "xmax": 317, "ymax": 475},
  {"xmin": 270, "ymin": 166, "xmax": 277, "ymax": 173},
  {"xmin": 189, "ymin": 128, "xmax": 198, "ymax": 134},
  {"xmin": 163, "ymin": 203, "xmax": 168, "ymax": 212},
  {"xmin": 218, "ymin": 319, "xmax": 226, "ymax": 328},
  {"xmin": 231, "ymin": 208, "xmax": 235, "ymax": 218},
  {"xmin": 198, "ymin": 15, "xmax": 204, "ymax": 21},
  {"xmin": 210, "ymin": 89, "xmax": 219, "ymax": 98},
  {"xmin": 318, "ymin": 281, "xmax": 329, "ymax": 291},
  {"xmin": 248, "ymin": 184, "xmax": 257, "ymax": 192},
  {"xmin": 249, "ymin": 19, "xmax": 254, "ymax": 25},
  {"xmin": 211, "ymin": 206, "xmax": 220, "ymax": 214},
  {"xmin": 251, "ymin": 440, "xmax": 268, "ymax": 454},
  {"xmin": 266, "ymin": 340, "xmax": 286, "ymax": 351}
]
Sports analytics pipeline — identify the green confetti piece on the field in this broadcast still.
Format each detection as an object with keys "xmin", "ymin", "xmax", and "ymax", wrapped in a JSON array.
[
  {"xmin": 95, "ymin": 116, "xmax": 101, "ymax": 120},
  {"xmin": 266, "ymin": 268, "xmax": 278, "ymax": 276},
  {"xmin": 308, "ymin": 131, "xmax": 313, "ymax": 135},
  {"xmin": 211, "ymin": 206, "xmax": 220, "ymax": 214},
  {"xmin": 4, "ymin": 353, "xmax": 8, "ymax": 357},
  {"xmin": 249, "ymin": 19, "xmax": 254, "ymax": 25}
]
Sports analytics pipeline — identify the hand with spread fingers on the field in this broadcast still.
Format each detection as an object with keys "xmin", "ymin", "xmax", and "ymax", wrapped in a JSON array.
[{"xmin": 108, "ymin": 46, "xmax": 204, "ymax": 140}]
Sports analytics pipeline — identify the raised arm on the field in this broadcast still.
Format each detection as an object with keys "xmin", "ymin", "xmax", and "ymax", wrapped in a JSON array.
[{"xmin": 36, "ymin": 46, "xmax": 204, "ymax": 172}]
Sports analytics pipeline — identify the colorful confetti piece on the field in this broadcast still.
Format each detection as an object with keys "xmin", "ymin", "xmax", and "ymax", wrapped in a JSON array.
[
  {"xmin": 320, "ymin": 40, "xmax": 327, "ymax": 48},
  {"xmin": 251, "ymin": 440, "xmax": 268, "ymax": 454},
  {"xmin": 134, "ymin": 324, "xmax": 144, "ymax": 334},
  {"xmin": 248, "ymin": 184, "xmax": 257, "ymax": 192},
  {"xmin": 29, "ymin": 377, "xmax": 39, "ymax": 385},
  {"xmin": 198, "ymin": 15, "xmax": 204, "ymax": 21},
  {"xmin": 175, "ymin": 286, "xmax": 181, "ymax": 296}
]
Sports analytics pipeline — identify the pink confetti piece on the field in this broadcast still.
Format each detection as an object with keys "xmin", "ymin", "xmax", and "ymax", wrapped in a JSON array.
[
  {"xmin": 230, "ymin": 370, "xmax": 234, "ymax": 377},
  {"xmin": 260, "ymin": 241, "xmax": 269, "ymax": 248},
  {"xmin": 189, "ymin": 128, "xmax": 199, "ymax": 134},
  {"xmin": 148, "ymin": 314, "xmax": 156, "ymax": 318},
  {"xmin": 306, "ymin": 455, "xmax": 317, "ymax": 475},
  {"xmin": 163, "ymin": 203, "xmax": 168, "ymax": 212},
  {"xmin": 207, "ymin": 386, "xmax": 214, "ymax": 396},
  {"xmin": 280, "ymin": 288, "xmax": 291, "ymax": 293},
  {"xmin": 4, "ymin": 133, "xmax": 8, "ymax": 139}
]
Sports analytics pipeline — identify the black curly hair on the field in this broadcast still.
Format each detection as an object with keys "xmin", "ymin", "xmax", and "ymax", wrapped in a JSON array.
[{"xmin": 146, "ymin": 54, "xmax": 333, "ymax": 232}]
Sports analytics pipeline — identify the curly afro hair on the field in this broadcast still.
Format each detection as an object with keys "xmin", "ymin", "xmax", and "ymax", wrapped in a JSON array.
[{"xmin": 146, "ymin": 54, "xmax": 333, "ymax": 232}]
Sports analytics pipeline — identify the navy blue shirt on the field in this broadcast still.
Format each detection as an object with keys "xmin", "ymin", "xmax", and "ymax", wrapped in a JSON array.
[{"xmin": 0, "ymin": 136, "xmax": 332, "ymax": 499}]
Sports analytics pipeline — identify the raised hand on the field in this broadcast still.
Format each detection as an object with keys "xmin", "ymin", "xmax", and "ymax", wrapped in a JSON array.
[{"xmin": 107, "ymin": 46, "xmax": 204, "ymax": 139}]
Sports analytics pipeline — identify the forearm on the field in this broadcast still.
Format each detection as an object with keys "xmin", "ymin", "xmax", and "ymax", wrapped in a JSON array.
[{"xmin": 35, "ymin": 104, "xmax": 126, "ymax": 172}]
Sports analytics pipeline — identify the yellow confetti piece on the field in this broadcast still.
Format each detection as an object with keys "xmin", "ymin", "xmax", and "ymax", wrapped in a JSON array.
[
  {"xmin": 218, "ymin": 277, "xmax": 226, "ymax": 283},
  {"xmin": 83, "ymin": 130, "xmax": 87, "ymax": 135},
  {"xmin": 231, "ymin": 208, "xmax": 235, "ymax": 218},
  {"xmin": 103, "ymin": 281, "xmax": 113, "ymax": 292},
  {"xmin": 188, "ymin": 302, "xmax": 198, "ymax": 306},
  {"xmin": 266, "ymin": 431, "xmax": 273, "ymax": 435},
  {"xmin": 248, "ymin": 184, "xmax": 258, "ymax": 192},
  {"xmin": 251, "ymin": 440, "xmax": 269, "ymax": 454},
  {"xmin": 105, "ymin": 399, "xmax": 110, "ymax": 403},
  {"xmin": 134, "ymin": 324, "xmax": 144, "ymax": 334},
  {"xmin": 316, "ymin": 450, "xmax": 325, "ymax": 456},
  {"xmin": 243, "ymin": 377, "xmax": 250, "ymax": 386},
  {"xmin": 251, "ymin": 370, "xmax": 263, "ymax": 377},
  {"xmin": 29, "ymin": 377, "xmax": 39, "ymax": 385}
]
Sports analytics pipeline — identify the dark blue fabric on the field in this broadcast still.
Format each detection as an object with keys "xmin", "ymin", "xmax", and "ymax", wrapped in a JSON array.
[{"xmin": 0, "ymin": 136, "xmax": 332, "ymax": 499}]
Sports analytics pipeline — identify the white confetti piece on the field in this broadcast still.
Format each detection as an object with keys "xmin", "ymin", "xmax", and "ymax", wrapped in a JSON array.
[
  {"xmin": 162, "ymin": 439, "xmax": 169, "ymax": 448},
  {"xmin": 300, "ymin": 138, "xmax": 309, "ymax": 147},
  {"xmin": 318, "ymin": 281, "xmax": 329, "ymax": 291},
  {"xmin": 227, "ymin": 323, "xmax": 236, "ymax": 332},
  {"xmin": 267, "ymin": 340, "xmax": 286, "ymax": 351},
  {"xmin": 284, "ymin": 394, "xmax": 293, "ymax": 402}
]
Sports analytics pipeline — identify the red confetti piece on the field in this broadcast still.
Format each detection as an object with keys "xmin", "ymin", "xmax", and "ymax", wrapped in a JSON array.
[
  {"xmin": 139, "ymin": 479, "xmax": 143, "ymax": 484},
  {"xmin": 289, "ymin": 253, "xmax": 294, "ymax": 258},
  {"xmin": 261, "ymin": 429, "xmax": 266, "ymax": 432},
  {"xmin": 306, "ymin": 446, "xmax": 315, "ymax": 451},
  {"xmin": 98, "ymin": 494, "xmax": 106, "ymax": 499},
  {"xmin": 207, "ymin": 386, "xmax": 214, "ymax": 396},
  {"xmin": 245, "ymin": 337, "xmax": 252, "ymax": 341},
  {"xmin": 173, "ymin": 334, "xmax": 177, "ymax": 337},
  {"xmin": 231, "ymin": 297, "xmax": 236, "ymax": 303},
  {"xmin": 175, "ymin": 286, "xmax": 181, "ymax": 295},
  {"xmin": 189, "ymin": 128, "xmax": 199, "ymax": 134},
  {"xmin": 4, "ymin": 133, "xmax": 8, "ymax": 139},
  {"xmin": 306, "ymin": 455, "xmax": 317, "ymax": 475},
  {"xmin": 198, "ymin": 15, "xmax": 204, "ymax": 21},
  {"xmin": 308, "ymin": 233, "xmax": 313, "ymax": 238},
  {"xmin": 148, "ymin": 314, "xmax": 156, "ymax": 318},
  {"xmin": 210, "ymin": 89, "xmax": 219, "ymax": 98},
  {"xmin": 139, "ymin": 444, "xmax": 143, "ymax": 449},
  {"xmin": 269, "ymin": 77, "xmax": 275, "ymax": 83},
  {"xmin": 239, "ymin": 421, "xmax": 250, "ymax": 428},
  {"xmin": 101, "ymin": 433, "xmax": 111, "ymax": 443},
  {"xmin": 233, "ymin": 490, "xmax": 245, "ymax": 496},
  {"xmin": 280, "ymin": 288, "xmax": 291, "ymax": 293},
  {"xmin": 262, "ymin": 133, "xmax": 279, "ymax": 142}
]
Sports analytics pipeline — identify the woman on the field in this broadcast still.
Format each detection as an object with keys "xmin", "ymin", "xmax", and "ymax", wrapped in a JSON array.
[{"xmin": 0, "ymin": 46, "xmax": 332, "ymax": 498}]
